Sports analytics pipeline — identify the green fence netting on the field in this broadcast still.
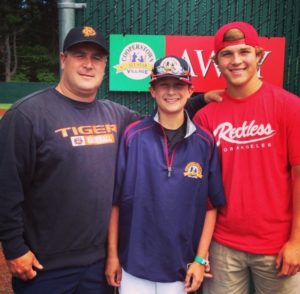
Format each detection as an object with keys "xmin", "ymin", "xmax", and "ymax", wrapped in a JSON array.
[
  {"xmin": 75, "ymin": 0, "xmax": 299, "ymax": 114},
  {"xmin": 1, "ymin": 0, "xmax": 299, "ymax": 116}
]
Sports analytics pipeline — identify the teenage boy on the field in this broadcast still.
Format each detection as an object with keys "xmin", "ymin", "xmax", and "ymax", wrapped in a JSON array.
[
  {"xmin": 194, "ymin": 21, "xmax": 300, "ymax": 294},
  {"xmin": 105, "ymin": 56, "xmax": 225, "ymax": 294}
]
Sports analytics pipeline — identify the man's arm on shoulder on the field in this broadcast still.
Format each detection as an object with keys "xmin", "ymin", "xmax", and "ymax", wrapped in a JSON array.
[{"xmin": 276, "ymin": 165, "xmax": 300, "ymax": 276}]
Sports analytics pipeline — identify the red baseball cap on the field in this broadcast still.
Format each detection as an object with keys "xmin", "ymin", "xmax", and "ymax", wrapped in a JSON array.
[{"xmin": 214, "ymin": 21, "xmax": 260, "ymax": 54}]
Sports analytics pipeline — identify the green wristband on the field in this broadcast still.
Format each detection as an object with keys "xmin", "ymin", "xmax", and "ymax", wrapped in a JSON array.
[{"xmin": 194, "ymin": 256, "xmax": 209, "ymax": 266}]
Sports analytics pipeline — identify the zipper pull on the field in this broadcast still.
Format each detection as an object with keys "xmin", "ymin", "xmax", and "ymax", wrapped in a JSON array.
[{"xmin": 167, "ymin": 166, "xmax": 172, "ymax": 177}]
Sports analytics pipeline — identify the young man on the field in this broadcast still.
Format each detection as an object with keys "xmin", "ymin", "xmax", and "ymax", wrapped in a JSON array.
[
  {"xmin": 0, "ymin": 27, "xmax": 221, "ymax": 293},
  {"xmin": 194, "ymin": 21, "xmax": 300, "ymax": 294},
  {"xmin": 105, "ymin": 56, "xmax": 225, "ymax": 294}
]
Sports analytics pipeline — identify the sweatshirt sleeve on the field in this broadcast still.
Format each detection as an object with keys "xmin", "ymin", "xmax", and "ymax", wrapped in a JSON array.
[
  {"xmin": 0, "ymin": 108, "xmax": 36, "ymax": 260},
  {"xmin": 185, "ymin": 93, "xmax": 206, "ymax": 119}
]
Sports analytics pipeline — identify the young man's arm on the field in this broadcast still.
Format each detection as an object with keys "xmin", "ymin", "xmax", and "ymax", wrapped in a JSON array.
[
  {"xmin": 105, "ymin": 205, "xmax": 122, "ymax": 287},
  {"xmin": 184, "ymin": 208, "xmax": 217, "ymax": 292},
  {"xmin": 276, "ymin": 164, "xmax": 300, "ymax": 276}
]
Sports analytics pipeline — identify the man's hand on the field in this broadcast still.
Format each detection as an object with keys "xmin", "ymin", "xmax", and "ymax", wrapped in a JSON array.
[
  {"xmin": 276, "ymin": 240, "xmax": 300, "ymax": 277},
  {"xmin": 105, "ymin": 256, "xmax": 122, "ymax": 287},
  {"xmin": 6, "ymin": 250, "xmax": 43, "ymax": 281},
  {"xmin": 204, "ymin": 89, "xmax": 224, "ymax": 103}
]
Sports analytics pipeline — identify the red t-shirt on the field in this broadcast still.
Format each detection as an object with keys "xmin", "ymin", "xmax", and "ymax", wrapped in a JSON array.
[{"xmin": 194, "ymin": 82, "xmax": 300, "ymax": 254}]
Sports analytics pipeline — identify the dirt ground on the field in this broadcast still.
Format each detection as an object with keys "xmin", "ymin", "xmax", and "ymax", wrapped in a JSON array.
[{"xmin": 0, "ymin": 243, "xmax": 13, "ymax": 294}]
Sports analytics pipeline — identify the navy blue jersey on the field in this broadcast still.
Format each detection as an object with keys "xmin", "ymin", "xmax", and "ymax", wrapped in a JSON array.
[{"xmin": 114, "ymin": 113, "xmax": 225, "ymax": 282}]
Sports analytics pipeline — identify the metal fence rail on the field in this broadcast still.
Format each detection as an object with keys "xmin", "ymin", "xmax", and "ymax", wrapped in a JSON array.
[{"xmin": 75, "ymin": 0, "xmax": 299, "ymax": 114}]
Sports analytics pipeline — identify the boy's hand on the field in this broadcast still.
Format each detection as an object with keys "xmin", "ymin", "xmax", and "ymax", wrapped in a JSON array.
[{"xmin": 184, "ymin": 262, "xmax": 205, "ymax": 292}]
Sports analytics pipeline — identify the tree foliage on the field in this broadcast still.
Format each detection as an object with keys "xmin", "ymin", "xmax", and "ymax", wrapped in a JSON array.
[{"xmin": 0, "ymin": 0, "xmax": 59, "ymax": 82}]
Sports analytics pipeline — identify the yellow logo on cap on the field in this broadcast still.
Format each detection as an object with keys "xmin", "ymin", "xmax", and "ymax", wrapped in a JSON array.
[
  {"xmin": 183, "ymin": 162, "xmax": 203, "ymax": 179},
  {"xmin": 82, "ymin": 26, "xmax": 96, "ymax": 37}
]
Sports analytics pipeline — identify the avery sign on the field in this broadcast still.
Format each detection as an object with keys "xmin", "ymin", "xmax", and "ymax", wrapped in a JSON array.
[{"xmin": 109, "ymin": 34, "xmax": 285, "ymax": 92}]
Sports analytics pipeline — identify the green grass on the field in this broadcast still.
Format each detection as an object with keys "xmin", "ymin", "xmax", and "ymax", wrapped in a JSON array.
[
  {"xmin": 0, "ymin": 104, "xmax": 12, "ymax": 119},
  {"xmin": 0, "ymin": 104, "xmax": 12, "ymax": 109}
]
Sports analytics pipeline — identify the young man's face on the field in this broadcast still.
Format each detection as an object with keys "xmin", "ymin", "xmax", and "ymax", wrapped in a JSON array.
[
  {"xmin": 149, "ymin": 78, "xmax": 193, "ymax": 115},
  {"xmin": 60, "ymin": 43, "xmax": 107, "ymax": 101},
  {"xmin": 216, "ymin": 44, "xmax": 261, "ymax": 90}
]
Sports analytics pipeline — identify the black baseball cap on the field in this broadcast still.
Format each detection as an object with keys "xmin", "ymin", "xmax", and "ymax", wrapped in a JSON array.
[
  {"xmin": 150, "ymin": 56, "xmax": 192, "ymax": 85},
  {"xmin": 63, "ymin": 26, "xmax": 108, "ymax": 54}
]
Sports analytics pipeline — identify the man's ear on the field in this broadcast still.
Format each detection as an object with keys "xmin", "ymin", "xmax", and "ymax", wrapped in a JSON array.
[
  {"xmin": 256, "ymin": 47, "xmax": 265, "ymax": 64},
  {"xmin": 60, "ymin": 52, "xmax": 66, "ymax": 70}
]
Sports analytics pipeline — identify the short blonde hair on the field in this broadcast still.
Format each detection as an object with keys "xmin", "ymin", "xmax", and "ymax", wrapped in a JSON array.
[{"xmin": 223, "ymin": 28, "xmax": 245, "ymax": 42}]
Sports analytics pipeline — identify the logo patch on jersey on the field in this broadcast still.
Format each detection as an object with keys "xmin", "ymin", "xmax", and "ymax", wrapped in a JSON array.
[
  {"xmin": 55, "ymin": 124, "xmax": 117, "ymax": 147},
  {"xmin": 70, "ymin": 134, "xmax": 115, "ymax": 146},
  {"xmin": 183, "ymin": 162, "xmax": 203, "ymax": 179}
]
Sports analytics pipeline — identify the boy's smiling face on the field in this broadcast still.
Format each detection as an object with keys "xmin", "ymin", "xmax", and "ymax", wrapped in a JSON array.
[{"xmin": 150, "ymin": 78, "xmax": 193, "ymax": 116}]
